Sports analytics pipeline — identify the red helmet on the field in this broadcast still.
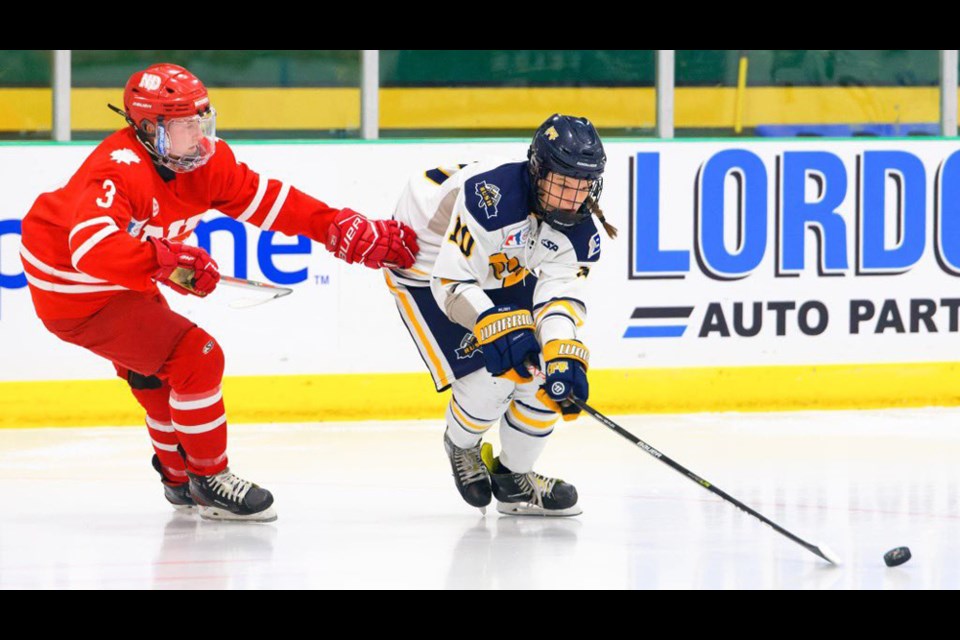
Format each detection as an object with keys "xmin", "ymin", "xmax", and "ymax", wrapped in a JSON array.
[{"xmin": 122, "ymin": 63, "xmax": 217, "ymax": 172}]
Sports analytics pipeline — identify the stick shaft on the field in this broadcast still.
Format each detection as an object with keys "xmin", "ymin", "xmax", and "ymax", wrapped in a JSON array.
[{"xmin": 572, "ymin": 397, "xmax": 836, "ymax": 564}]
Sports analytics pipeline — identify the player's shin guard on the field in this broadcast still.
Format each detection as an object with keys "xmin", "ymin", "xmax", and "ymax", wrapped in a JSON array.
[
  {"xmin": 147, "ymin": 414, "xmax": 189, "ymax": 483},
  {"xmin": 445, "ymin": 395, "xmax": 497, "ymax": 448},
  {"xmin": 163, "ymin": 328, "xmax": 228, "ymax": 476},
  {"xmin": 499, "ymin": 403, "xmax": 555, "ymax": 473},
  {"xmin": 171, "ymin": 385, "xmax": 227, "ymax": 475},
  {"xmin": 122, "ymin": 368, "xmax": 187, "ymax": 484}
]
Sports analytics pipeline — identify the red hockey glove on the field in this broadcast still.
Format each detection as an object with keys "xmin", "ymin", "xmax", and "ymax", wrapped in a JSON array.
[
  {"xmin": 149, "ymin": 237, "xmax": 220, "ymax": 297},
  {"xmin": 325, "ymin": 209, "xmax": 419, "ymax": 270}
]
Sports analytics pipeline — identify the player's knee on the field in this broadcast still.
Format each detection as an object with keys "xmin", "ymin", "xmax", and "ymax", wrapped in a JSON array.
[
  {"xmin": 167, "ymin": 327, "xmax": 224, "ymax": 392},
  {"xmin": 514, "ymin": 378, "xmax": 557, "ymax": 413},
  {"xmin": 452, "ymin": 369, "xmax": 513, "ymax": 416},
  {"xmin": 184, "ymin": 328, "xmax": 224, "ymax": 380}
]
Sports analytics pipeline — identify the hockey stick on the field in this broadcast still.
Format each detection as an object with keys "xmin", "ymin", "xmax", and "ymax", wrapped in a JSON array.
[
  {"xmin": 528, "ymin": 364, "xmax": 840, "ymax": 565},
  {"xmin": 170, "ymin": 268, "xmax": 293, "ymax": 308},
  {"xmin": 220, "ymin": 275, "xmax": 293, "ymax": 308}
]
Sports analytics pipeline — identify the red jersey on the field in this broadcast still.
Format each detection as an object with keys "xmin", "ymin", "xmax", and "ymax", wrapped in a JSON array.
[{"xmin": 20, "ymin": 128, "xmax": 340, "ymax": 320}]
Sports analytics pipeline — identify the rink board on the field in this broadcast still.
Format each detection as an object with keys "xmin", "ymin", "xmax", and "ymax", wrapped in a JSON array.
[{"xmin": 2, "ymin": 139, "xmax": 959, "ymax": 426}]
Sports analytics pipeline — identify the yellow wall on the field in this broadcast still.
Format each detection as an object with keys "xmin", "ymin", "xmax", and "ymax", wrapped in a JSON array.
[
  {"xmin": 3, "ymin": 362, "xmax": 959, "ymax": 428},
  {"xmin": 0, "ymin": 87, "xmax": 942, "ymax": 132}
]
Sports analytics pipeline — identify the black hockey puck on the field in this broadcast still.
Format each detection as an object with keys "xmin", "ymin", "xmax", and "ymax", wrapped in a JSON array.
[{"xmin": 883, "ymin": 547, "xmax": 911, "ymax": 567}]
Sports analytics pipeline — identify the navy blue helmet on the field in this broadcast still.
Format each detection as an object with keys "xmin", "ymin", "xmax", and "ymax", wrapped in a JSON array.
[{"xmin": 528, "ymin": 114, "xmax": 606, "ymax": 229}]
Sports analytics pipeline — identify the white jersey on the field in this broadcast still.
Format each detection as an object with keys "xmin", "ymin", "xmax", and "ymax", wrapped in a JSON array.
[{"xmin": 391, "ymin": 159, "xmax": 602, "ymax": 345}]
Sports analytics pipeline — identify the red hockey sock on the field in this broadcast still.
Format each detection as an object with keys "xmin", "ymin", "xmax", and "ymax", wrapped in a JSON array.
[
  {"xmin": 117, "ymin": 366, "xmax": 187, "ymax": 484},
  {"xmin": 160, "ymin": 327, "xmax": 229, "ymax": 476}
]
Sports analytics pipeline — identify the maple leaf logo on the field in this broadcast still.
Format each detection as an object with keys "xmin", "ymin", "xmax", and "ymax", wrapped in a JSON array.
[{"xmin": 110, "ymin": 149, "xmax": 141, "ymax": 166}]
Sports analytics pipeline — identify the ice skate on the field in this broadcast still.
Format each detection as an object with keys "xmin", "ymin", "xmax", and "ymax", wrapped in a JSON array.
[
  {"xmin": 481, "ymin": 444, "xmax": 582, "ymax": 517},
  {"xmin": 187, "ymin": 468, "xmax": 277, "ymax": 522},
  {"xmin": 152, "ymin": 454, "xmax": 196, "ymax": 511},
  {"xmin": 444, "ymin": 429, "xmax": 492, "ymax": 513}
]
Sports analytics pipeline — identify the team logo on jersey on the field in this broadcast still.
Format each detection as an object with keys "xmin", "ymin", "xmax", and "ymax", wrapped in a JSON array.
[
  {"xmin": 151, "ymin": 198, "xmax": 160, "ymax": 218},
  {"xmin": 455, "ymin": 334, "xmax": 481, "ymax": 360},
  {"xmin": 110, "ymin": 149, "xmax": 141, "ymax": 166},
  {"xmin": 545, "ymin": 126, "xmax": 559, "ymax": 141},
  {"xmin": 501, "ymin": 225, "xmax": 529, "ymax": 250},
  {"xmin": 588, "ymin": 233, "xmax": 601, "ymax": 259},
  {"xmin": 541, "ymin": 239, "xmax": 559, "ymax": 252},
  {"xmin": 127, "ymin": 218, "xmax": 148, "ymax": 237},
  {"xmin": 203, "ymin": 340, "xmax": 215, "ymax": 355},
  {"xmin": 475, "ymin": 181, "xmax": 501, "ymax": 219}
]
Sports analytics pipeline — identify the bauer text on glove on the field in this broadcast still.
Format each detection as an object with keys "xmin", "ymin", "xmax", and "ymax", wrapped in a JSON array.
[{"xmin": 325, "ymin": 209, "xmax": 419, "ymax": 269}]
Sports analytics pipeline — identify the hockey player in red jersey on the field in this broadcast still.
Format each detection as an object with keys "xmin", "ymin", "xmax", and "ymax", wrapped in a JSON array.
[{"xmin": 19, "ymin": 63, "xmax": 419, "ymax": 522}]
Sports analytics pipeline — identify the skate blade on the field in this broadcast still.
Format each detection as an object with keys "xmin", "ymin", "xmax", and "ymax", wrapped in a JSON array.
[
  {"xmin": 170, "ymin": 503, "xmax": 197, "ymax": 512},
  {"xmin": 496, "ymin": 501, "xmax": 583, "ymax": 517},
  {"xmin": 198, "ymin": 505, "xmax": 278, "ymax": 523}
]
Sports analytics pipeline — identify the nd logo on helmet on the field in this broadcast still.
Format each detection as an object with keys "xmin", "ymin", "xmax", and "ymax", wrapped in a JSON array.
[
  {"xmin": 139, "ymin": 73, "xmax": 162, "ymax": 91},
  {"xmin": 545, "ymin": 126, "xmax": 559, "ymax": 141}
]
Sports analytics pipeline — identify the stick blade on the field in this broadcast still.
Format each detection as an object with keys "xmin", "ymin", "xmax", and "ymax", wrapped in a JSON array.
[
  {"xmin": 813, "ymin": 543, "xmax": 842, "ymax": 565},
  {"xmin": 227, "ymin": 288, "xmax": 292, "ymax": 309}
]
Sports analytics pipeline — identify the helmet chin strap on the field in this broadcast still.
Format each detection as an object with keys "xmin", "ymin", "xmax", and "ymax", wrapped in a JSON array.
[
  {"xmin": 107, "ymin": 102, "xmax": 164, "ymax": 165},
  {"xmin": 107, "ymin": 103, "xmax": 133, "ymax": 125},
  {"xmin": 133, "ymin": 128, "xmax": 164, "ymax": 166}
]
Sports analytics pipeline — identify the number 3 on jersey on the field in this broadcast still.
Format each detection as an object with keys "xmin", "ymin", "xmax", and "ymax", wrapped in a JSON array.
[
  {"xmin": 96, "ymin": 179, "xmax": 116, "ymax": 209},
  {"xmin": 448, "ymin": 216, "xmax": 474, "ymax": 257}
]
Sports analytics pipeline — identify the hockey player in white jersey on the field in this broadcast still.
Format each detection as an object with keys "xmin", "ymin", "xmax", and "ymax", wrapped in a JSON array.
[{"xmin": 386, "ymin": 114, "xmax": 616, "ymax": 516}]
